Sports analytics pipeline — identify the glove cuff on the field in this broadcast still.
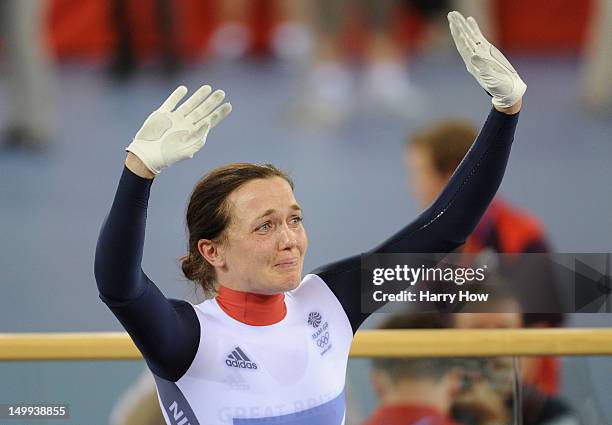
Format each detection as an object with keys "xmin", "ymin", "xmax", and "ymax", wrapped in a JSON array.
[
  {"xmin": 125, "ymin": 142, "xmax": 164, "ymax": 175},
  {"xmin": 492, "ymin": 79, "xmax": 527, "ymax": 109}
]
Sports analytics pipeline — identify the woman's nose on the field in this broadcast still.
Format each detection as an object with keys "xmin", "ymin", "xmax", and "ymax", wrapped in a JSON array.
[{"xmin": 278, "ymin": 226, "xmax": 297, "ymax": 249}]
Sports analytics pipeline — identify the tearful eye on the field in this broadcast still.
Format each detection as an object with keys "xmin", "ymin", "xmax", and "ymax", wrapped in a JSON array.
[{"xmin": 257, "ymin": 222, "xmax": 271, "ymax": 232}]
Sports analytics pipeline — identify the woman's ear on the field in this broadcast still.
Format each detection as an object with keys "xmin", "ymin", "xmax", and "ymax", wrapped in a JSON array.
[{"xmin": 198, "ymin": 239, "xmax": 225, "ymax": 268}]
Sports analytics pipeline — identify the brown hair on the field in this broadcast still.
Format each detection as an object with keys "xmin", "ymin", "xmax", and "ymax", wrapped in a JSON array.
[
  {"xmin": 180, "ymin": 163, "xmax": 294, "ymax": 297},
  {"xmin": 408, "ymin": 120, "xmax": 478, "ymax": 175}
]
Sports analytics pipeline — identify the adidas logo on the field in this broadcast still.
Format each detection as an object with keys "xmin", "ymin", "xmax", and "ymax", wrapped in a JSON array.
[{"xmin": 225, "ymin": 346, "xmax": 258, "ymax": 370}]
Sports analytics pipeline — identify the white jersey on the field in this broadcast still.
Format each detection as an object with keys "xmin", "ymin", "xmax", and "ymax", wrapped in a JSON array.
[{"xmin": 153, "ymin": 274, "xmax": 354, "ymax": 425}]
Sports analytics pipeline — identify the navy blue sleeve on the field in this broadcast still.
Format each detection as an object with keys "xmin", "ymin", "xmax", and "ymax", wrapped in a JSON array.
[
  {"xmin": 94, "ymin": 166, "xmax": 200, "ymax": 382},
  {"xmin": 313, "ymin": 108, "xmax": 520, "ymax": 333}
]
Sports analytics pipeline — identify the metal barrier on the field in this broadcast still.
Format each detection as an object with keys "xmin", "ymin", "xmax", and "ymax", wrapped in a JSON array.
[{"xmin": 2, "ymin": 328, "xmax": 612, "ymax": 361}]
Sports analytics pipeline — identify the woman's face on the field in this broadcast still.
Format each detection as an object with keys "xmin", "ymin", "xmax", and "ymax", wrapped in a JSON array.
[{"xmin": 219, "ymin": 177, "xmax": 308, "ymax": 294}]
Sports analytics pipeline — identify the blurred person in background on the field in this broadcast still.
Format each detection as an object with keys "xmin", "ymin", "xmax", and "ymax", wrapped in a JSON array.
[
  {"xmin": 298, "ymin": 0, "xmax": 448, "ymax": 125},
  {"xmin": 582, "ymin": 0, "xmax": 612, "ymax": 114},
  {"xmin": 109, "ymin": 366, "xmax": 165, "ymax": 425},
  {"xmin": 365, "ymin": 312, "xmax": 462, "ymax": 425},
  {"xmin": 109, "ymin": 0, "xmax": 179, "ymax": 79},
  {"xmin": 405, "ymin": 120, "xmax": 550, "ymax": 255},
  {"xmin": 0, "ymin": 0, "xmax": 53, "ymax": 149},
  {"xmin": 451, "ymin": 283, "xmax": 580, "ymax": 425},
  {"xmin": 209, "ymin": 0, "xmax": 313, "ymax": 61},
  {"xmin": 297, "ymin": 0, "xmax": 493, "ymax": 126},
  {"xmin": 403, "ymin": 120, "xmax": 565, "ymax": 396}
]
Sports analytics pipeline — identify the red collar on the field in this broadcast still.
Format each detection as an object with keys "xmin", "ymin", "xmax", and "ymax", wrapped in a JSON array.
[
  {"xmin": 364, "ymin": 404, "xmax": 458, "ymax": 425},
  {"xmin": 216, "ymin": 285, "xmax": 286, "ymax": 326}
]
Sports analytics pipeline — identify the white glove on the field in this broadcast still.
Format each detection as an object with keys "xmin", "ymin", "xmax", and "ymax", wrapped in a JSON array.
[
  {"xmin": 126, "ymin": 85, "xmax": 232, "ymax": 174},
  {"xmin": 448, "ymin": 11, "xmax": 526, "ymax": 109}
]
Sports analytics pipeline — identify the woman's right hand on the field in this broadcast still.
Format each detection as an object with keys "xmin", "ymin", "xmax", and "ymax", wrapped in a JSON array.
[{"xmin": 125, "ymin": 85, "xmax": 232, "ymax": 176}]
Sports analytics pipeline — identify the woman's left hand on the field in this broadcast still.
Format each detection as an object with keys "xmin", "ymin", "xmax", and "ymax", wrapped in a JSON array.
[{"xmin": 448, "ymin": 11, "xmax": 526, "ymax": 112}]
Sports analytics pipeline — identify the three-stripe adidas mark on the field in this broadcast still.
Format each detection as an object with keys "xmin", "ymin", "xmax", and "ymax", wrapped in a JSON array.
[{"xmin": 225, "ymin": 346, "xmax": 258, "ymax": 369}]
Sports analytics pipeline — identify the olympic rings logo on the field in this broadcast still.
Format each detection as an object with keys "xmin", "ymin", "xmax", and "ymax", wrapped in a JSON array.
[{"xmin": 317, "ymin": 332, "xmax": 330, "ymax": 347}]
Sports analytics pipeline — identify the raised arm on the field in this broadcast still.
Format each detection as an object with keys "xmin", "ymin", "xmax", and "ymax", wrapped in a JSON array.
[
  {"xmin": 314, "ymin": 11, "xmax": 526, "ymax": 333},
  {"xmin": 373, "ymin": 107, "xmax": 519, "ymax": 254},
  {"xmin": 378, "ymin": 10, "xmax": 526, "ymax": 252},
  {"xmin": 94, "ymin": 85, "xmax": 232, "ymax": 381}
]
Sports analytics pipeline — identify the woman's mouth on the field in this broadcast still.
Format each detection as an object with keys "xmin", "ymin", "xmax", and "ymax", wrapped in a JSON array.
[{"xmin": 275, "ymin": 258, "xmax": 298, "ymax": 268}]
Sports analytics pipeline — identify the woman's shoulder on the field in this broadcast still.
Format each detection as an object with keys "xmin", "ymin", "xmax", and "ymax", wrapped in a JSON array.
[
  {"xmin": 191, "ymin": 297, "xmax": 217, "ymax": 315},
  {"xmin": 289, "ymin": 273, "xmax": 327, "ymax": 294},
  {"xmin": 289, "ymin": 274, "xmax": 345, "ymax": 308}
]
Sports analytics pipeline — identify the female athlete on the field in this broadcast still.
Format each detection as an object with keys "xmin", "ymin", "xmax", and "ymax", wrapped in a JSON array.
[{"xmin": 95, "ymin": 12, "xmax": 525, "ymax": 425}]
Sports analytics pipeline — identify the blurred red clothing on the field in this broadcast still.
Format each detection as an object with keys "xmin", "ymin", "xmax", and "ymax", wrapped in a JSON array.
[
  {"xmin": 464, "ymin": 197, "xmax": 560, "ymax": 397},
  {"xmin": 363, "ymin": 404, "xmax": 459, "ymax": 425},
  {"xmin": 463, "ymin": 197, "xmax": 547, "ymax": 253}
]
